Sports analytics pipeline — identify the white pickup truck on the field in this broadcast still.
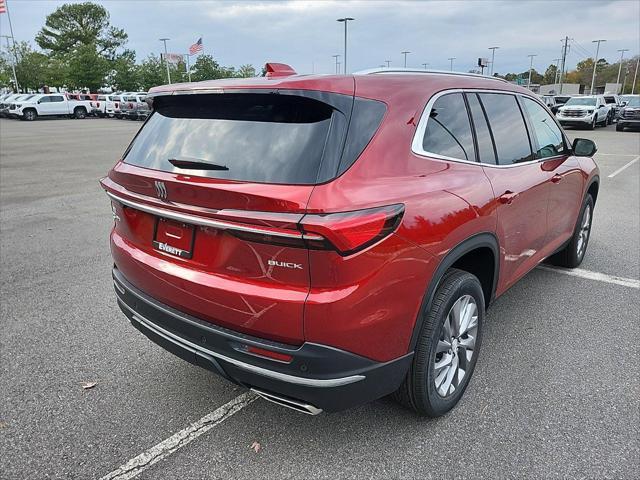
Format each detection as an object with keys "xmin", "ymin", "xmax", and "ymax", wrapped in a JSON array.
[{"xmin": 10, "ymin": 93, "xmax": 94, "ymax": 121}]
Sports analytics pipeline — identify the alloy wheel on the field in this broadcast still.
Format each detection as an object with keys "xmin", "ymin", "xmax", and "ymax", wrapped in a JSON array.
[
  {"xmin": 433, "ymin": 294, "xmax": 478, "ymax": 397},
  {"xmin": 576, "ymin": 204, "xmax": 591, "ymax": 258}
]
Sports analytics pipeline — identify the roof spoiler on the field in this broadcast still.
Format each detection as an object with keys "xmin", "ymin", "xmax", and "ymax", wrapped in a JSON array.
[{"xmin": 264, "ymin": 63, "xmax": 297, "ymax": 78}]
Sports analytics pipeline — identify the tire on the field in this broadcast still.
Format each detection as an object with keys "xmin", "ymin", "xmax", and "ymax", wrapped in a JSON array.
[
  {"xmin": 588, "ymin": 117, "xmax": 596, "ymax": 130},
  {"xmin": 74, "ymin": 107, "xmax": 87, "ymax": 119},
  {"xmin": 607, "ymin": 113, "xmax": 613, "ymax": 126},
  {"xmin": 548, "ymin": 194, "xmax": 594, "ymax": 268},
  {"xmin": 392, "ymin": 268, "xmax": 484, "ymax": 417},
  {"xmin": 22, "ymin": 109, "xmax": 37, "ymax": 121},
  {"xmin": 616, "ymin": 123, "xmax": 624, "ymax": 132}
]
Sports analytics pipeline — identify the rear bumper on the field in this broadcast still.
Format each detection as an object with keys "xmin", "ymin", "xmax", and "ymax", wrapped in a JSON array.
[
  {"xmin": 112, "ymin": 268, "xmax": 412, "ymax": 413},
  {"xmin": 618, "ymin": 119, "xmax": 640, "ymax": 128}
]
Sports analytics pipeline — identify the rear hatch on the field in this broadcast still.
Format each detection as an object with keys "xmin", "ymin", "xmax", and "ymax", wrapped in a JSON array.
[{"xmin": 102, "ymin": 87, "xmax": 388, "ymax": 344}]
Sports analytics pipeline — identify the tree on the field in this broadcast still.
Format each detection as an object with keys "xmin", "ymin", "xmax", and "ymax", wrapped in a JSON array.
[
  {"xmin": 66, "ymin": 43, "xmax": 109, "ymax": 91},
  {"xmin": 236, "ymin": 64, "xmax": 257, "ymax": 78},
  {"xmin": 109, "ymin": 50, "xmax": 140, "ymax": 91},
  {"xmin": 36, "ymin": 2, "xmax": 127, "ymax": 59},
  {"xmin": 543, "ymin": 64, "xmax": 558, "ymax": 84}
]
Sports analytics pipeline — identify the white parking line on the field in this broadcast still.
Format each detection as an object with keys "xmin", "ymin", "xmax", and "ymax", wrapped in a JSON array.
[
  {"xmin": 607, "ymin": 155, "xmax": 640, "ymax": 178},
  {"xmin": 100, "ymin": 391, "xmax": 258, "ymax": 480},
  {"xmin": 538, "ymin": 265, "xmax": 640, "ymax": 289},
  {"xmin": 595, "ymin": 153, "xmax": 637, "ymax": 157}
]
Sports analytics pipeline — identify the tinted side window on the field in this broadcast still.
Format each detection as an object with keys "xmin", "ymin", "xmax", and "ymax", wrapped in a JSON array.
[
  {"xmin": 39, "ymin": 96, "xmax": 51, "ymax": 103},
  {"xmin": 51, "ymin": 96, "xmax": 64, "ymax": 102},
  {"xmin": 423, "ymin": 93, "xmax": 476, "ymax": 161},
  {"xmin": 521, "ymin": 97, "xmax": 565, "ymax": 159},
  {"xmin": 466, "ymin": 93, "xmax": 496, "ymax": 164},
  {"xmin": 479, "ymin": 93, "xmax": 533, "ymax": 165}
]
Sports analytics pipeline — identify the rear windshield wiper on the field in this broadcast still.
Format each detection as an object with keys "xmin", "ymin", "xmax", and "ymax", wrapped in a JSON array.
[{"xmin": 168, "ymin": 157, "xmax": 229, "ymax": 171}]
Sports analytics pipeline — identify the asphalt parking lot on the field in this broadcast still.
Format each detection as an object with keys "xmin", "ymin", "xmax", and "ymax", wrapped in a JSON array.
[{"xmin": 1, "ymin": 117, "xmax": 638, "ymax": 479}]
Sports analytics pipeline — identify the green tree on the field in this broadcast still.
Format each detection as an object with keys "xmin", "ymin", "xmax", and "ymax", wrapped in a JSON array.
[
  {"xmin": 236, "ymin": 64, "xmax": 257, "ymax": 78},
  {"xmin": 543, "ymin": 64, "xmax": 558, "ymax": 84},
  {"xmin": 12, "ymin": 42, "xmax": 52, "ymax": 91},
  {"xmin": 66, "ymin": 43, "xmax": 109, "ymax": 91},
  {"xmin": 36, "ymin": 2, "xmax": 127, "ymax": 59},
  {"xmin": 110, "ymin": 50, "xmax": 140, "ymax": 91},
  {"xmin": 189, "ymin": 54, "xmax": 236, "ymax": 81}
]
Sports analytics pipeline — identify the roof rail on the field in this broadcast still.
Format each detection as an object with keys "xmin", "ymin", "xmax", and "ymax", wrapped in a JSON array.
[{"xmin": 354, "ymin": 67, "xmax": 509, "ymax": 83}]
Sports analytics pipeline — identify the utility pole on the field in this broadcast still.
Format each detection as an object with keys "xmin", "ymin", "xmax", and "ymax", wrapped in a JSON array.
[
  {"xmin": 159, "ymin": 38, "xmax": 171, "ymax": 84},
  {"xmin": 488, "ymin": 46, "xmax": 499, "ymax": 76},
  {"xmin": 616, "ymin": 48, "xmax": 629, "ymax": 92},
  {"xmin": 1, "ymin": 0, "xmax": 19, "ymax": 91},
  {"xmin": 422, "ymin": 63, "xmax": 429, "ymax": 70},
  {"xmin": 448, "ymin": 57, "xmax": 456, "ymax": 71},
  {"xmin": 332, "ymin": 54, "xmax": 340, "ymax": 74},
  {"xmin": 337, "ymin": 17, "xmax": 354, "ymax": 74},
  {"xmin": 632, "ymin": 58, "xmax": 639, "ymax": 94},
  {"xmin": 590, "ymin": 39, "xmax": 606, "ymax": 95},
  {"xmin": 527, "ymin": 54, "xmax": 537, "ymax": 89},
  {"xmin": 401, "ymin": 51, "xmax": 410, "ymax": 68},
  {"xmin": 559, "ymin": 36, "xmax": 569, "ymax": 94},
  {"xmin": 385, "ymin": 60, "xmax": 391, "ymax": 68},
  {"xmin": 0, "ymin": 35, "xmax": 19, "ymax": 92},
  {"xmin": 185, "ymin": 53, "xmax": 191, "ymax": 82}
]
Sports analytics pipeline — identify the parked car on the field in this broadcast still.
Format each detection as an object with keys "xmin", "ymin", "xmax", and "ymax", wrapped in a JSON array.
[
  {"xmin": 556, "ymin": 95, "xmax": 610, "ymax": 129},
  {"xmin": 0, "ymin": 93, "xmax": 25, "ymax": 117},
  {"xmin": 553, "ymin": 95, "xmax": 572, "ymax": 106},
  {"xmin": 603, "ymin": 94, "xmax": 623, "ymax": 122},
  {"xmin": 12, "ymin": 93, "xmax": 93, "ymax": 120},
  {"xmin": 101, "ymin": 65, "xmax": 599, "ymax": 417},
  {"xmin": 120, "ymin": 94, "xmax": 149, "ymax": 120},
  {"xmin": 539, "ymin": 94, "xmax": 559, "ymax": 114},
  {"xmin": 7, "ymin": 94, "xmax": 38, "ymax": 118},
  {"xmin": 616, "ymin": 95, "xmax": 640, "ymax": 131},
  {"xmin": 91, "ymin": 94, "xmax": 115, "ymax": 117}
]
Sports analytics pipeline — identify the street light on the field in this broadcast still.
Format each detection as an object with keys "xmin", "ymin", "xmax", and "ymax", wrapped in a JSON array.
[
  {"xmin": 448, "ymin": 57, "xmax": 456, "ymax": 71},
  {"xmin": 488, "ymin": 46, "xmax": 499, "ymax": 76},
  {"xmin": 385, "ymin": 60, "xmax": 391, "ymax": 68},
  {"xmin": 422, "ymin": 63, "xmax": 429, "ymax": 70},
  {"xmin": 332, "ymin": 54, "xmax": 340, "ymax": 74},
  {"xmin": 616, "ymin": 48, "xmax": 629, "ymax": 92},
  {"xmin": 159, "ymin": 38, "xmax": 171, "ymax": 84},
  {"xmin": 401, "ymin": 51, "xmax": 410, "ymax": 68},
  {"xmin": 337, "ymin": 17, "xmax": 355, "ymax": 74},
  {"xmin": 590, "ymin": 39, "xmax": 606, "ymax": 95},
  {"xmin": 527, "ymin": 54, "xmax": 537, "ymax": 89},
  {"xmin": 553, "ymin": 58, "xmax": 561, "ymax": 85}
]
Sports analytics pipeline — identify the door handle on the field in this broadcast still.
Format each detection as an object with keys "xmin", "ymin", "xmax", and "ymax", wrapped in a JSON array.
[
  {"xmin": 498, "ymin": 190, "xmax": 519, "ymax": 205},
  {"xmin": 551, "ymin": 174, "xmax": 563, "ymax": 183}
]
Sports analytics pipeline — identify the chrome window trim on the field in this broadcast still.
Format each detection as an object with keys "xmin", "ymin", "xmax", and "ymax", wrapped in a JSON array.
[
  {"xmin": 411, "ymin": 88, "xmax": 569, "ymax": 169},
  {"xmin": 105, "ymin": 190, "xmax": 323, "ymax": 241}
]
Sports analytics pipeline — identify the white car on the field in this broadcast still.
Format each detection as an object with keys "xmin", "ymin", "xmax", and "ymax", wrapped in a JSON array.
[
  {"xmin": 556, "ymin": 95, "xmax": 611, "ymax": 130},
  {"xmin": 12, "ymin": 93, "xmax": 93, "ymax": 121},
  {"xmin": 91, "ymin": 94, "xmax": 121, "ymax": 117},
  {"xmin": 0, "ymin": 93, "xmax": 27, "ymax": 117}
]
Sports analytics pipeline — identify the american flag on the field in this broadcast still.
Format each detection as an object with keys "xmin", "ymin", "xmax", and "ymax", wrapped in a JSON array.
[
  {"xmin": 189, "ymin": 37, "xmax": 203, "ymax": 55},
  {"xmin": 0, "ymin": 0, "xmax": 7, "ymax": 14}
]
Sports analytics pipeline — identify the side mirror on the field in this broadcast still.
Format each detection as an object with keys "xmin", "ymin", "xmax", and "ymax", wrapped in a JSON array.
[{"xmin": 572, "ymin": 138, "xmax": 597, "ymax": 157}]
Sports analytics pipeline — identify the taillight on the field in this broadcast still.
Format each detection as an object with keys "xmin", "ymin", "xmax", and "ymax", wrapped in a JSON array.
[
  {"xmin": 240, "ymin": 344, "xmax": 293, "ymax": 363},
  {"xmin": 227, "ymin": 204, "xmax": 404, "ymax": 256},
  {"xmin": 301, "ymin": 204, "xmax": 405, "ymax": 255}
]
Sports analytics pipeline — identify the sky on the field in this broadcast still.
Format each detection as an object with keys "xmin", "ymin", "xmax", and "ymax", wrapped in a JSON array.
[{"xmin": 1, "ymin": 0, "xmax": 639, "ymax": 75}]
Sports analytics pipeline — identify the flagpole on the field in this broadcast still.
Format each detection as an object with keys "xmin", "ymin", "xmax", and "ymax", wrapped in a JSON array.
[
  {"xmin": 4, "ymin": 0, "xmax": 20, "ymax": 91},
  {"xmin": 186, "ymin": 53, "xmax": 191, "ymax": 82}
]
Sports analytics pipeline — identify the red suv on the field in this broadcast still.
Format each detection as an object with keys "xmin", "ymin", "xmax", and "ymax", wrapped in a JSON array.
[{"xmin": 101, "ymin": 64, "xmax": 599, "ymax": 416}]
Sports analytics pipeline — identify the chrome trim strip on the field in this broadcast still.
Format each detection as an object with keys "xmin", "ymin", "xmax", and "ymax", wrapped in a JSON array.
[
  {"xmin": 105, "ymin": 190, "xmax": 323, "ymax": 241},
  {"xmin": 411, "ymin": 88, "xmax": 569, "ymax": 169},
  {"xmin": 250, "ymin": 388, "xmax": 323, "ymax": 415},
  {"xmin": 118, "ymin": 298, "xmax": 365, "ymax": 388},
  {"xmin": 355, "ymin": 67, "xmax": 510, "ymax": 83}
]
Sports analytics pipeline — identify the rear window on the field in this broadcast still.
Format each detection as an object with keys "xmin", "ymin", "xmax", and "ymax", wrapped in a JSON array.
[
  {"xmin": 98, "ymin": 95, "xmax": 107, "ymax": 101},
  {"xmin": 123, "ymin": 93, "xmax": 377, "ymax": 185}
]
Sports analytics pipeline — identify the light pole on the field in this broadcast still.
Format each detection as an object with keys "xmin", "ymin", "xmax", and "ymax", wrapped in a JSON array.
[
  {"xmin": 632, "ymin": 58, "xmax": 639, "ymax": 95},
  {"xmin": 0, "ymin": 35, "xmax": 19, "ymax": 92},
  {"xmin": 385, "ymin": 60, "xmax": 391, "ymax": 68},
  {"xmin": 401, "ymin": 51, "xmax": 410, "ymax": 68},
  {"xmin": 422, "ymin": 63, "xmax": 429, "ymax": 70},
  {"xmin": 159, "ymin": 38, "xmax": 171, "ymax": 84},
  {"xmin": 448, "ymin": 57, "xmax": 456, "ymax": 71},
  {"xmin": 337, "ymin": 17, "xmax": 354, "ymax": 74},
  {"xmin": 527, "ymin": 54, "xmax": 537, "ymax": 89},
  {"xmin": 332, "ymin": 54, "xmax": 340, "ymax": 74},
  {"xmin": 616, "ymin": 48, "xmax": 629, "ymax": 92},
  {"xmin": 488, "ymin": 46, "xmax": 499, "ymax": 76},
  {"xmin": 590, "ymin": 39, "xmax": 606, "ymax": 95}
]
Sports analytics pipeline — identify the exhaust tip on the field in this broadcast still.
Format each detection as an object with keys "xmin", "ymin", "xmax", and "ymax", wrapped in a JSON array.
[{"xmin": 251, "ymin": 388, "xmax": 323, "ymax": 415}]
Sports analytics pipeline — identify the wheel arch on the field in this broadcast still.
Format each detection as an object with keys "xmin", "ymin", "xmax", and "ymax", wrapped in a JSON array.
[
  {"xmin": 408, "ymin": 232, "xmax": 499, "ymax": 352},
  {"xmin": 586, "ymin": 175, "xmax": 599, "ymax": 206}
]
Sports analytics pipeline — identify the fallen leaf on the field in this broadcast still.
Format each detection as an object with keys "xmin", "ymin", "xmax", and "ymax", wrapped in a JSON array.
[
  {"xmin": 250, "ymin": 441, "xmax": 262, "ymax": 453},
  {"xmin": 82, "ymin": 382, "xmax": 97, "ymax": 390},
  {"xmin": 0, "ymin": 421, "xmax": 7, "ymax": 429}
]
